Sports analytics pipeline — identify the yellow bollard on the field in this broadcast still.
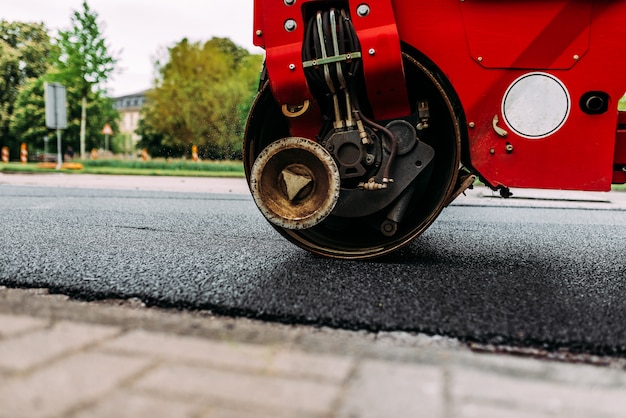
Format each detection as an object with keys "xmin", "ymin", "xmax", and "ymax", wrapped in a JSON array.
[
  {"xmin": 191, "ymin": 145, "xmax": 199, "ymax": 162},
  {"xmin": 141, "ymin": 148, "xmax": 149, "ymax": 161},
  {"xmin": 20, "ymin": 143, "xmax": 28, "ymax": 164},
  {"xmin": 1, "ymin": 146, "xmax": 8, "ymax": 163},
  {"xmin": 91, "ymin": 148, "xmax": 98, "ymax": 160}
]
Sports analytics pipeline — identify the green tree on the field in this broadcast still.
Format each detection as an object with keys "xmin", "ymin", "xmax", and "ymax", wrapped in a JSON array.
[
  {"xmin": 0, "ymin": 20, "xmax": 51, "ymax": 157},
  {"xmin": 139, "ymin": 37, "xmax": 263, "ymax": 160},
  {"xmin": 136, "ymin": 117, "xmax": 184, "ymax": 159},
  {"xmin": 9, "ymin": 71, "xmax": 119, "ymax": 157},
  {"xmin": 8, "ymin": 77, "xmax": 48, "ymax": 151},
  {"xmin": 54, "ymin": 0, "xmax": 117, "ymax": 159}
]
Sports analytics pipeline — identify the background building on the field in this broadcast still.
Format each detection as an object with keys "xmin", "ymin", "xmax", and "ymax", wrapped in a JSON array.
[{"xmin": 113, "ymin": 90, "xmax": 148, "ymax": 154}]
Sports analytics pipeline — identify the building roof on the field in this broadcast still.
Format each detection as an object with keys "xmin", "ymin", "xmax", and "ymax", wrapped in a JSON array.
[{"xmin": 113, "ymin": 90, "xmax": 150, "ymax": 111}]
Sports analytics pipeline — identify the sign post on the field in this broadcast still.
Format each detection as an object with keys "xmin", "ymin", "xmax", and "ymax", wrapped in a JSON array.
[
  {"xmin": 101, "ymin": 123, "xmax": 113, "ymax": 152},
  {"xmin": 44, "ymin": 83, "xmax": 67, "ymax": 169}
]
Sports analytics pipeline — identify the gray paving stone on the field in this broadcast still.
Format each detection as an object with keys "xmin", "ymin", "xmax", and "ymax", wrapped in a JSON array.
[
  {"xmin": 72, "ymin": 391, "xmax": 201, "ymax": 418},
  {"xmin": 458, "ymin": 402, "xmax": 554, "ymax": 418},
  {"xmin": 134, "ymin": 364, "xmax": 340, "ymax": 415},
  {"xmin": 0, "ymin": 321, "xmax": 120, "ymax": 372},
  {"xmin": 452, "ymin": 367, "xmax": 626, "ymax": 418},
  {"xmin": 101, "ymin": 330, "xmax": 276, "ymax": 372},
  {"xmin": 0, "ymin": 314, "xmax": 47, "ymax": 338},
  {"xmin": 0, "ymin": 352, "xmax": 152, "ymax": 418},
  {"xmin": 337, "ymin": 360, "xmax": 444, "ymax": 418},
  {"xmin": 197, "ymin": 404, "xmax": 322, "ymax": 418},
  {"xmin": 269, "ymin": 349, "xmax": 354, "ymax": 382}
]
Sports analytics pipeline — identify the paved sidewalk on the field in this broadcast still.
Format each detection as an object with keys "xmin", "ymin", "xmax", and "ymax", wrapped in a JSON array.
[
  {"xmin": 2, "ymin": 172, "xmax": 625, "ymax": 209},
  {"xmin": 0, "ymin": 173, "xmax": 250, "ymax": 195},
  {"xmin": 1, "ymin": 286, "xmax": 625, "ymax": 418}
]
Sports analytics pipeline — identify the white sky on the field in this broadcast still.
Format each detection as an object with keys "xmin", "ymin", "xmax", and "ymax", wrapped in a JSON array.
[{"xmin": 2, "ymin": 0, "xmax": 263, "ymax": 97}]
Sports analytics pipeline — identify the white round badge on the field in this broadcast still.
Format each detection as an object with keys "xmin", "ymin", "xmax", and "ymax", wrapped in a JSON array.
[{"xmin": 502, "ymin": 72, "xmax": 570, "ymax": 139}]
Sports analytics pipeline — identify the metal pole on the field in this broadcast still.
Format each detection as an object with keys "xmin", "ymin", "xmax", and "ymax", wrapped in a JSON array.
[{"xmin": 55, "ymin": 128, "xmax": 63, "ymax": 170}]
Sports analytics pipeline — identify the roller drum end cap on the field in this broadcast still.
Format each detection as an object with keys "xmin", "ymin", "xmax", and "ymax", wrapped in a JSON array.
[{"xmin": 250, "ymin": 137, "xmax": 341, "ymax": 230}]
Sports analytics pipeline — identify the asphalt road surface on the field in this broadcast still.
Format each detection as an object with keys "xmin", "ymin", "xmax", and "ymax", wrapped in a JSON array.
[{"xmin": 1, "ymin": 174, "xmax": 625, "ymax": 356}]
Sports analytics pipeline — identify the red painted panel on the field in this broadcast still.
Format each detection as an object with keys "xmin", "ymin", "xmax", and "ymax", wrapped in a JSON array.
[
  {"xmin": 393, "ymin": 0, "xmax": 626, "ymax": 191},
  {"xmin": 253, "ymin": 0, "xmax": 410, "ymax": 138},
  {"xmin": 460, "ymin": 0, "xmax": 591, "ymax": 69},
  {"xmin": 349, "ymin": 0, "xmax": 410, "ymax": 120},
  {"xmin": 252, "ymin": 0, "xmax": 311, "ymax": 108},
  {"xmin": 253, "ymin": 0, "xmax": 626, "ymax": 191}
]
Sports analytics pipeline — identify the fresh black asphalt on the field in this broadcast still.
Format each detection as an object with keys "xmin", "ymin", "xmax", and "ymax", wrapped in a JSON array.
[{"xmin": 1, "ymin": 185, "xmax": 625, "ymax": 355}]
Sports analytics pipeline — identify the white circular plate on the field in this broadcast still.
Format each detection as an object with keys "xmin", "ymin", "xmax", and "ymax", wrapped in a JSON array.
[{"xmin": 502, "ymin": 72, "xmax": 570, "ymax": 139}]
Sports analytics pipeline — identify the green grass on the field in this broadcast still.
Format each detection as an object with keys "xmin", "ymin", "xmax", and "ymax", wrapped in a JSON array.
[
  {"xmin": 619, "ymin": 94, "xmax": 626, "ymax": 111},
  {"xmin": 0, "ymin": 159, "xmax": 245, "ymax": 178}
]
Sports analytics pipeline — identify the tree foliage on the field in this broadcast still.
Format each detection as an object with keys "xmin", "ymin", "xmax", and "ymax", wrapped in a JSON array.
[
  {"xmin": 0, "ymin": 20, "xmax": 51, "ymax": 156},
  {"xmin": 54, "ymin": 1, "xmax": 116, "ymax": 96},
  {"xmin": 2, "ymin": 5, "xmax": 262, "ymax": 162},
  {"xmin": 3, "ymin": 2, "xmax": 119, "ymax": 158},
  {"xmin": 53, "ymin": 0, "xmax": 117, "ymax": 158},
  {"xmin": 138, "ymin": 37, "xmax": 263, "ymax": 160},
  {"xmin": 10, "ymin": 74, "xmax": 118, "ymax": 154}
]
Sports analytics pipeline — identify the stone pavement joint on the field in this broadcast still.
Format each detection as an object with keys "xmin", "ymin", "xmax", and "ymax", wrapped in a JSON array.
[
  {"xmin": 0, "ymin": 286, "xmax": 625, "ymax": 418},
  {"xmin": 0, "ymin": 321, "xmax": 121, "ymax": 373}
]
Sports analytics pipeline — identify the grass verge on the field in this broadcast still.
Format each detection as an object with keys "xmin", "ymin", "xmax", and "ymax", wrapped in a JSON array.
[{"xmin": 0, "ymin": 160, "xmax": 245, "ymax": 178}]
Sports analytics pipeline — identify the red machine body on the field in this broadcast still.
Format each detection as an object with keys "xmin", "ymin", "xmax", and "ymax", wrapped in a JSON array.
[
  {"xmin": 253, "ymin": 0, "xmax": 626, "ymax": 191},
  {"xmin": 246, "ymin": 0, "xmax": 626, "ymax": 258}
]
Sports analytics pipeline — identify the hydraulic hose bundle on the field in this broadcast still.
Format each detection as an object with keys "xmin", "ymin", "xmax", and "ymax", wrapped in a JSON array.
[{"xmin": 302, "ymin": 7, "xmax": 397, "ymax": 184}]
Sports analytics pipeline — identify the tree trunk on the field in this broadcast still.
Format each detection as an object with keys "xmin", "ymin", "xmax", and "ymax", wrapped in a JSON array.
[{"xmin": 80, "ymin": 95, "xmax": 87, "ymax": 159}]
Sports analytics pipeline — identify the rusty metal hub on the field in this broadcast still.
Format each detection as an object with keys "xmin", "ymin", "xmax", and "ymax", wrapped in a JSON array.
[{"xmin": 249, "ymin": 137, "xmax": 341, "ymax": 230}]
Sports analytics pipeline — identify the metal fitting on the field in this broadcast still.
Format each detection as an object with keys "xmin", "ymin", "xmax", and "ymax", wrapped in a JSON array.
[
  {"xmin": 284, "ymin": 19, "xmax": 297, "ymax": 32},
  {"xmin": 357, "ymin": 4, "xmax": 370, "ymax": 17}
]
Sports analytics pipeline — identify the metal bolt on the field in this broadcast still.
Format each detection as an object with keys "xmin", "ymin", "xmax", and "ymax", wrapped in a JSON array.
[
  {"xmin": 477, "ymin": 56, "xmax": 483, "ymax": 62},
  {"xmin": 490, "ymin": 148, "xmax": 495, "ymax": 155},
  {"xmin": 255, "ymin": 30, "xmax": 263, "ymax": 37},
  {"xmin": 505, "ymin": 143, "xmax": 514, "ymax": 153},
  {"xmin": 573, "ymin": 54, "xmax": 580, "ymax": 60},
  {"xmin": 289, "ymin": 63, "xmax": 296, "ymax": 71},
  {"xmin": 368, "ymin": 48, "xmax": 376, "ymax": 56},
  {"xmin": 357, "ymin": 4, "xmax": 370, "ymax": 17},
  {"xmin": 284, "ymin": 19, "xmax": 297, "ymax": 32},
  {"xmin": 469, "ymin": 122, "xmax": 475, "ymax": 128},
  {"xmin": 284, "ymin": 0, "xmax": 296, "ymax": 5},
  {"xmin": 381, "ymin": 220, "xmax": 397, "ymax": 236}
]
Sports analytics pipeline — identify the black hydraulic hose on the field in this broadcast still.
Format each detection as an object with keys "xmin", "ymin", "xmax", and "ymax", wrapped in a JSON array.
[
  {"xmin": 304, "ymin": 15, "xmax": 325, "ymax": 91},
  {"xmin": 321, "ymin": 10, "xmax": 341, "ymax": 89},
  {"xmin": 341, "ymin": 9, "xmax": 360, "ymax": 77},
  {"xmin": 357, "ymin": 110, "xmax": 398, "ymax": 182},
  {"xmin": 337, "ymin": 10, "xmax": 346, "ymax": 56}
]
